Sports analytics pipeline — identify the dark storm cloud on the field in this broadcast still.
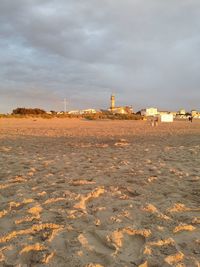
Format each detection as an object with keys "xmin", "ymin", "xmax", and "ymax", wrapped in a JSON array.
[{"xmin": 0, "ymin": 0, "xmax": 200, "ymax": 112}]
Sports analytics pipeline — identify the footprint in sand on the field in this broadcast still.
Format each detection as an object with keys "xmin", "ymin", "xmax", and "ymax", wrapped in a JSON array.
[
  {"xmin": 78, "ymin": 229, "xmax": 146, "ymax": 266},
  {"xmin": 114, "ymin": 234, "xmax": 146, "ymax": 265}
]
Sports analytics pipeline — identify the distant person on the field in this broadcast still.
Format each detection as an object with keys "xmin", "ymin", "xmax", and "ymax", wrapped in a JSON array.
[
  {"xmin": 151, "ymin": 116, "xmax": 158, "ymax": 127},
  {"xmin": 154, "ymin": 117, "xmax": 158, "ymax": 126},
  {"xmin": 189, "ymin": 116, "xmax": 193, "ymax": 122},
  {"xmin": 150, "ymin": 117, "xmax": 154, "ymax": 127}
]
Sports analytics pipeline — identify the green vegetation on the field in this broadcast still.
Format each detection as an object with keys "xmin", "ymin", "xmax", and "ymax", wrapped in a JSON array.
[
  {"xmin": 84, "ymin": 112, "xmax": 143, "ymax": 120},
  {"xmin": 0, "ymin": 108, "xmax": 144, "ymax": 120},
  {"xmin": 12, "ymin": 107, "xmax": 46, "ymax": 115}
]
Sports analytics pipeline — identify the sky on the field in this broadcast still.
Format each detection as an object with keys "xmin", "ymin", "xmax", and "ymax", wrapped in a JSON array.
[{"xmin": 0, "ymin": 0, "xmax": 200, "ymax": 113}]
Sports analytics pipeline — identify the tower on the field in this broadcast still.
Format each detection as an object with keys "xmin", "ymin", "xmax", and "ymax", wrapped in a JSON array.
[{"xmin": 110, "ymin": 94, "xmax": 115, "ymax": 110}]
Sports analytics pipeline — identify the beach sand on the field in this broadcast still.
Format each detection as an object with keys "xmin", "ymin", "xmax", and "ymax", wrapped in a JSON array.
[{"xmin": 0, "ymin": 118, "xmax": 200, "ymax": 267}]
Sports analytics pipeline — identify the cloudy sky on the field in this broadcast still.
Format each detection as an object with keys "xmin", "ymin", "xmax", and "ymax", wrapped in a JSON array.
[{"xmin": 0, "ymin": 0, "xmax": 200, "ymax": 113}]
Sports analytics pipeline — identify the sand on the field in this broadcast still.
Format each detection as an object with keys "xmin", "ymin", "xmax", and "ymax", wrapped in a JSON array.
[{"xmin": 0, "ymin": 118, "xmax": 200, "ymax": 267}]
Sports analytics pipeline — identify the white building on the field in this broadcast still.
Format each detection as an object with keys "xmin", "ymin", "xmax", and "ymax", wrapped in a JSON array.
[
  {"xmin": 141, "ymin": 107, "xmax": 158, "ymax": 117},
  {"xmin": 191, "ymin": 110, "xmax": 200, "ymax": 118},
  {"xmin": 82, "ymin": 109, "xmax": 97, "ymax": 114},
  {"xmin": 160, "ymin": 113, "xmax": 174, "ymax": 122},
  {"xmin": 179, "ymin": 109, "xmax": 186, "ymax": 115},
  {"xmin": 68, "ymin": 110, "xmax": 83, "ymax": 115},
  {"xmin": 68, "ymin": 109, "xmax": 97, "ymax": 115}
]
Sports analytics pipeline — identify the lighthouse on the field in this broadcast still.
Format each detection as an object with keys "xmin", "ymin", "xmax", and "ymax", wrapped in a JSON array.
[
  {"xmin": 110, "ymin": 94, "xmax": 115, "ymax": 111},
  {"xmin": 108, "ymin": 94, "xmax": 133, "ymax": 114}
]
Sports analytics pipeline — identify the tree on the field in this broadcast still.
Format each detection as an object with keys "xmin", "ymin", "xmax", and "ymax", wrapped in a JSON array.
[{"xmin": 12, "ymin": 108, "xmax": 46, "ymax": 115}]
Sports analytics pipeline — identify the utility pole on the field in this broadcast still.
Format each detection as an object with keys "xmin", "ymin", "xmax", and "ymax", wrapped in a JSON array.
[{"xmin": 64, "ymin": 98, "xmax": 67, "ymax": 113}]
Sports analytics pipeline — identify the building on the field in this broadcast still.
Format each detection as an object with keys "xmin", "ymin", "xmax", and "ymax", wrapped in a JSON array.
[
  {"xmin": 82, "ymin": 109, "xmax": 97, "ymax": 114},
  {"xmin": 176, "ymin": 109, "xmax": 189, "ymax": 119},
  {"xmin": 158, "ymin": 111, "xmax": 176, "ymax": 118},
  {"xmin": 191, "ymin": 110, "xmax": 200, "ymax": 118},
  {"xmin": 68, "ymin": 110, "xmax": 83, "ymax": 115},
  {"xmin": 159, "ymin": 113, "xmax": 174, "ymax": 122},
  {"xmin": 68, "ymin": 109, "xmax": 97, "ymax": 115},
  {"xmin": 108, "ymin": 94, "xmax": 133, "ymax": 114},
  {"xmin": 110, "ymin": 94, "xmax": 115, "ymax": 110},
  {"xmin": 178, "ymin": 109, "xmax": 186, "ymax": 115},
  {"xmin": 141, "ymin": 107, "xmax": 158, "ymax": 117}
]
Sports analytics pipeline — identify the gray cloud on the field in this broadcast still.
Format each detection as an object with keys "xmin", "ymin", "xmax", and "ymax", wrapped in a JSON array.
[{"xmin": 0, "ymin": 0, "xmax": 200, "ymax": 113}]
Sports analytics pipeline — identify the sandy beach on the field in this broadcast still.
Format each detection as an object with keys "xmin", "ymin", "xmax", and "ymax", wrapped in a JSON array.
[{"xmin": 0, "ymin": 118, "xmax": 200, "ymax": 267}]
